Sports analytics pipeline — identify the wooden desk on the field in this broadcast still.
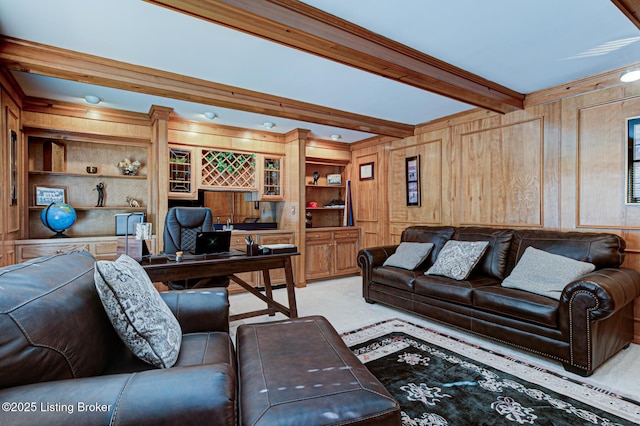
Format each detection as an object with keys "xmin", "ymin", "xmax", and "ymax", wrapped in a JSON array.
[{"xmin": 142, "ymin": 252, "xmax": 299, "ymax": 322}]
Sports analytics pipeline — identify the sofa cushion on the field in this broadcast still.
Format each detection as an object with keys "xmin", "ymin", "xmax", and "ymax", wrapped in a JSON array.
[
  {"xmin": 426, "ymin": 240, "xmax": 489, "ymax": 280},
  {"xmin": 506, "ymin": 229, "xmax": 625, "ymax": 275},
  {"xmin": 414, "ymin": 274, "xmax": 500, "ymax": 305},
  {"xmin": 0, "ymin": 251, "xmax": 119, "ymax": 389},
  {"xmin": 454, "ymin": 227, "xmax": 514, "ymax": 279},
  {"xmin": 473, "ymin": 286, "xmax": 559, "ymax": 328},
  {"xmin": 401, "ymin": 226, "xmax": 455, "ymax": 266},
  {"xmin": 501, "ymin": 247, "xmax": 595, "ymax": 300},
  {"xmin": 94, "ymin": 254, "xmax": 182, "ymax": 368},
  {"xmin": 383, "ymin": 242, "xmax": 434, "ymax": 270}
]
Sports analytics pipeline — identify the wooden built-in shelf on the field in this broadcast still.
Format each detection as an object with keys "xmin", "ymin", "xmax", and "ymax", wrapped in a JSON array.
[
  {"xmin": 29, "ymin": 170, "xmax": 146, "ymax": 179},
  {"xmin": 29, "ymin": 206, "xmax": 146, "ymax": 211}
]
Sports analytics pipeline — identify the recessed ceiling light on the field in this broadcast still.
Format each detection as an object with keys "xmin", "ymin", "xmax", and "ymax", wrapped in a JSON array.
[
  {"xmin": 263, "ymin": 122, "xmax": 275, "ymax": 129},
  {"xmin": 330, "ymin": 134, "xmax": 341, "ymax": 140},
  {"xmin": 84, "ymin": 95, "xmax": 101, "ymax": 105},
  {"xmin": 621, "ymin": 69, "xmax": 640, "ymax": 83},
  {"xmin": 203, "ymin": 111, "xmax": 217, "ymax": 120}
]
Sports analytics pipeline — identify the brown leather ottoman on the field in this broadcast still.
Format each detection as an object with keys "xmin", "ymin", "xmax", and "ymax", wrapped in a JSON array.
[{"xmin": 236, "ymin": 315, "xmax": 401, "ymax": 425}]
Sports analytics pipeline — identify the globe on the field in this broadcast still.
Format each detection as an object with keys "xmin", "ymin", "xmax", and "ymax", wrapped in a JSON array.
[{"xmin": 41, "ymin": 203, "xmax": 77, "ymax": 238}]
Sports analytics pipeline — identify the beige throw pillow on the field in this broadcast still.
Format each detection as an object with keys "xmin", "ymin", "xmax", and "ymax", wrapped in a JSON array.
[
  {"xmin": 383, "ymin": 242, "xmax": 434, "ymax": 270},
  {"xmin": 94, "ymin": 254, "xmax": 181, "ymax": 368},
  {"xmin": 501, "ymin": 247, "xmax": 595, "ymax": 300},
  {"xmin": 425, "ymin": 240, "xmax": 489, "ymax": 280}
]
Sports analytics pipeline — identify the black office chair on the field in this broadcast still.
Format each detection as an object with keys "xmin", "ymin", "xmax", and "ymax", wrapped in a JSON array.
[{"xmin": 163, "ymin": 207, "xmax": 228, "ymax": 290}]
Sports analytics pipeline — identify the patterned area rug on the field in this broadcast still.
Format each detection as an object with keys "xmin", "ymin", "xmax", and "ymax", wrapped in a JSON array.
[{"xmin": 342, "ymin": 318, "xmax": 640, "ymax": 426}]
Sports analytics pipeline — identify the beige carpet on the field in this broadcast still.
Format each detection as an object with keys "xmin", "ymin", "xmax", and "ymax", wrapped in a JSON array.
[{"xmin": 229, "ymin": 276, "xmax": 640, "ymax": 402}]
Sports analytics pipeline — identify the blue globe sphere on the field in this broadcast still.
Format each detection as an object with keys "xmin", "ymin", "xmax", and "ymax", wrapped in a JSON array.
[{"xmin": 41, "ymin": 203, "xmax": 77, "ymax": 238}]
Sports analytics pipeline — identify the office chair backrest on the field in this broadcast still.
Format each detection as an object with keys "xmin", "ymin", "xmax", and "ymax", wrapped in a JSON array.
[{"xmin": 163, "ymin": 207, "xmax": 213, "ymax": 254}]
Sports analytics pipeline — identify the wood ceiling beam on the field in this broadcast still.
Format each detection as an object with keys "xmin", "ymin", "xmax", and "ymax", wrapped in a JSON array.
[
  {"xmin": 0, "ymin": 36, "xmax": 414, "ymax": 138},
  {"xmin": 611, "ymin": 0, "xmax": 640, "ymax": 29},
  {"xmin": 145, "ymin": 0, "xmax": 524, "ymax": 114}
]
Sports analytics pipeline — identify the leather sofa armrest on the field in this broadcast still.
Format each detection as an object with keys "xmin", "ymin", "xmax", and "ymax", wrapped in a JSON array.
[
  {"xmin": 0, "ymin": 363, "xmax": 237, "ymax": 425},
  {"xmin": 559, "ymin": 268, "xmax": 640, "ymax": 323},
  {"xmin": 161, "ymin": 288, "xmax": 230, "ymax": 333},
  {"xmin": 357, "ymin": 245, "xmax": 398, "ymax": 301}
]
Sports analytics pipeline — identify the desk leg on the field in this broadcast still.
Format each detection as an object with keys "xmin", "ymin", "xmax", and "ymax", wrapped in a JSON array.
[
  {"xmin": 261, "ymin": 269, "xmax": 276, "ymax": 316},
  {"xmin": 283, "ymin": 257, "xmax": 298, "ymax": 318}
]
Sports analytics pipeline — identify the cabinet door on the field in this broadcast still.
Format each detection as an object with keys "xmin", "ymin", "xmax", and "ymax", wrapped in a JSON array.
[
  {"xmin": 305, "ymin": 231, "xmax": 333, "ymax": 281},
  {"xmin": 169, "ymin": 145, "xmax": 197, "ymax": 199},
  {"xmin": 334, "ymin": 236, "xmax": 359, "ymax": 275},
  {"xmin": 259, "ymin": 156, "xmax": 284, "ymax": 201}
]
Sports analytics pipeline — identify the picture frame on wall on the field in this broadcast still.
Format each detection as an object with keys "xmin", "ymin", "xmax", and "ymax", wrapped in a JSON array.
[
  {"xmin": 359, "ymin": 162, "xmax": 374, "ymax": 181},
  {"xmin": 627, "ymin": 116, "xmax": 640, "ymax": 204},
  {"xmin": 406, "ymin": 155, "xmax": 421, "ymax": 206},
  {"xmin": 34, "ymin": 185, "xmax": 66, "ymax": 206}
]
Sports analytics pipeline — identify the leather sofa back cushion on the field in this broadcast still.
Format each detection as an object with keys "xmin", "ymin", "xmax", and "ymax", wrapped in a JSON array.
[
  {"xmin": 454, "ymin": 227, "xmax": 514, "ymax": 280},
  {"xmin": 401, "ymin": 226, "xmax": 455, "ymax": 267},
  {"xmin": 0, "ymin": 251, "xmax": 118, "ymax": 389},
  {"xmin": 506, "ymin": 230, "xmax": 625, "ymax": 275}
]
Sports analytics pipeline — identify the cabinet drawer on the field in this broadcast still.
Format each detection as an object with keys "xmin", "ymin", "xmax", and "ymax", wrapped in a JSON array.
[
  {"xmin": 20, "ymin": 243, "xmax": 90, "ymax": 259},
  {"xmin": 333, "ymin": 229, "xmax": 359, "ymax": 240},
  {"xmin": 306, "ymin": 231, "xmax": 332, "ymax": 242},
  {"xmin": 230, "ymin": 234, "xmax": 255, "ymax": 250}
]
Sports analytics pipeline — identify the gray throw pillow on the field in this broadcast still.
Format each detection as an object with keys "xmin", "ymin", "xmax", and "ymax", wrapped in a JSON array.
[
  {"xmin": 383, "ymin": 242, "xmax": 434, "ymax": 270},
  {"xmin": 94, "ymin": 254, "xmax": 182, "ymax": 368},
  {"xmin": 425, "ymin": 240, "xmax": 489, "ymax": 280},
  {"xmin": 501, "ymin": 247, "xmax": 595, "ymax": 300}
]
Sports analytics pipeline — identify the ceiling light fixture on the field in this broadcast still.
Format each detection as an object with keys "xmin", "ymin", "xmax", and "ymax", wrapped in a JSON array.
[
  {"xmin": 203, "ymin": 111, "xmax": 217, "ymax": 120},
  {"xmin": 84, "ymin": 95, "xmax": 101, "ymax": 105},
  {"xmin": 330, "ymin": 134, "xmax": 341, "ymax": 141},
  {"xmin": 263, "ymin": 122, "xmax": 275, "ymax": 129},
  {"xmin": 621, "ymin": 69, "xmax": 640, "ymax": 83}
]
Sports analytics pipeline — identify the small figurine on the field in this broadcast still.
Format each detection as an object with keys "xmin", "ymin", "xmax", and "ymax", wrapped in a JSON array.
[
  {"xmin": 125, "ymin": 196, "xmax": 140, "ymax": 207},
  {"xmin": 93, "ymin": 182, "xmax": 105, "ymax": 207},
  {"xmin": 313, "ymin": 171, "xmax": 320, "ymax": 185}
]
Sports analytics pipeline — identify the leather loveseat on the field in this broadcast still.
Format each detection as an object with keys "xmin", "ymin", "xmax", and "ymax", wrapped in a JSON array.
[{"xmin": 358, "ymin": 226, "xmax": 640, "ymax": 377}]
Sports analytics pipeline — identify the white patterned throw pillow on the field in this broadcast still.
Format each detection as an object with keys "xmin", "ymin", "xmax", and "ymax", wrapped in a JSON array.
[
  {"xmin": 501, "ymin": 247, "xmax": 595, "ymax": 300},
  {"xmin": 425, "ymin": 240, "xmax": 489, "ymax": 280},
  {"xmin": 383, "ymin": 242, "xmax": 434, "ymax": 270},
  {"xmin": 94, "ymin": 254, "xmax": 181, "ymax": 368}
]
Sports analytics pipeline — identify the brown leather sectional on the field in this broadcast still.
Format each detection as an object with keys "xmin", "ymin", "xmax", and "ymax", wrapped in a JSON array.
[
  {"xmin": 0, "ymin": 251, "xmax": 400, "ymax": 425},
  {"xmin": 358, "ymin": 226, "xmax": 640, "ymax": 377}
]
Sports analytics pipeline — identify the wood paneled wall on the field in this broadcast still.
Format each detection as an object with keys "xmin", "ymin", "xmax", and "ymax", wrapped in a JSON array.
[{"xmin": 351, "ymin": 74, "xmax": 640, "ymax": 342}]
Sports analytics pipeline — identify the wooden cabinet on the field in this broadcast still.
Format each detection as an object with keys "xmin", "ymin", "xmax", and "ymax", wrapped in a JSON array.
[
  {"xmin": 15, "ymin": 236, "xmax": 156, "ymax": 263},
  {"xmin": 258, "ymin": 156, "xmax": 283, "ymax": 201},
  {"xmin": 305, "ymin": 161, "xmax": 347, "ymax": 228},
  {"xmin": 257, "ymin": 232, "xmax": 295, "ymax": 286},
  {"xmin": 168, "ymin": 145, "xmax": 197, "ymax": 199},
  {"xmin": 26, "ymin": 133, "xmax": 149, "ymax": 239},
  {"xmin": 305, "ymin": 227, "xmax": 359, "ymax": 281}
]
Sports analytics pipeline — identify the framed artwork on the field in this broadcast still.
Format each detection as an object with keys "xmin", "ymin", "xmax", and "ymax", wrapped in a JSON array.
[
  {"xmin": 406, "ymin": 155, "xmax": 421, "ymax": 206},
  {"xmin": 359, "ymin": 162, "xmax": 374, "ymax": 181},
  {"xmin": 627, "ymin": 116, "xmax": 640, "ymax": 203},
  {"xmin": 327, "ymin": 173, "xmax": 342, "ymax": 186},
  {"xmin": 9, "ymin": 130, "xmax": 17, "ymax": 206},
  {"xmin": 34, "ymin": 185, "xmax": 66, "ymax": 206}
]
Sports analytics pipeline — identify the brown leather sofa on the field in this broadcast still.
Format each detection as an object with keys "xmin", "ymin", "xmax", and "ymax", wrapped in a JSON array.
[
  {"xmin": 358, "ymin": 226, "xmax": 640, "ymax": 377},
  {"xmin": 0, "ymin": 251, "xmax": 400, "ymax": 425}
]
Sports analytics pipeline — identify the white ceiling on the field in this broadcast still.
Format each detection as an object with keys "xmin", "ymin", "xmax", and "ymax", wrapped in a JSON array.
[{"xmin": 1, "ymin": 0, "xmax": 639, "ymax": 142}]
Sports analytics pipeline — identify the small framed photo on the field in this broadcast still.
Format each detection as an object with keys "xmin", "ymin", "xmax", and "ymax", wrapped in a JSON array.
[
  {"xmin": 405, "ymin": 155, "xmax": 421, "ymax": 206},
  {"xmin": 359, "ymin": 162, "xmax": 374, "ymax": 181},
  {"xmin": 327, "ymin": 174, "xmax": 342, "ymax": 186},
  {"xmin": 34, "ymin": 185, "xmax": 66, "ymax": 206}
]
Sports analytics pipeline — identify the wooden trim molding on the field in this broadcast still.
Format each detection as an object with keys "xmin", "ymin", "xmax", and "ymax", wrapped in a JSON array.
[
  {"xmin": 146, "ymin": 0, "xmax": 524, "ymax": 115},
  {"xmin": 0, "ymin": 36, "xmax": 413, "ymax": 138},
  {"xmin": 611, "ymin": 0, "xmax": 640, "ymax": 30}
]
